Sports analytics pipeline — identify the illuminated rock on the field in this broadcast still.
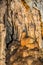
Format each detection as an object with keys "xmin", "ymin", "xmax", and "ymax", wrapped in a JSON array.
[
  {"xmin": 0, "ymin": 0, "xmax": 6, "ymax": 65},
  {"xmin": 10, "ymin": 0, "xmax": 42, "ymax": 48},
  {"xmin": 0, "ymin": 24, "xmax": 6, "ymax": 65}
]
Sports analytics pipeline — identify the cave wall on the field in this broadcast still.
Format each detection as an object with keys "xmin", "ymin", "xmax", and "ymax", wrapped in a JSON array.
[{"xmin": 0, "ymin": 0, "xmax": 43, "ymax": 65}]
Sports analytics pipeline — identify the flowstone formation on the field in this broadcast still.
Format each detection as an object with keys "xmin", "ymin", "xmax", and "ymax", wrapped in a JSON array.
[
  {"xmin": 6, "ymin": 0, "xmax": 43, "ymax": 65},
  {"xmin": 7, "ymin": 0, "xmax": 42, "ymax": 48},
  {"xmin": 0, "ymin": 0, "xmax": 43, "ymax": 65}
]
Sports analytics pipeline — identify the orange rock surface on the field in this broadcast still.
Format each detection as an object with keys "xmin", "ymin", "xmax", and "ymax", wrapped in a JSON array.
[{"xmin": 41, "ymin": 22, "xmax": 43, "ymax": 38}]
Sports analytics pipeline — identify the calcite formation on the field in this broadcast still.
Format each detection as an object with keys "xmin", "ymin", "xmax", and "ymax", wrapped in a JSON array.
[
  {"xmin": 6, "ymin": 0, "xmax": 43, "ymax": 65},
  {"xmin": 41, "ymin": 22, "xmax": 43, "ymax": 38},
  {"xmin": 10, "ymin": 0, "xmax": 42, "ymax": 48},
  {"xmin": 0, "ymin": 0, "xmax": 43, "ymax": 65},
  {"xmin": 0, "ymin": 24, "xmax": 6, "ymax": 65},
  {"xmin": 0, "ymin": 0, "xmax": 6, "ymax": 65}
]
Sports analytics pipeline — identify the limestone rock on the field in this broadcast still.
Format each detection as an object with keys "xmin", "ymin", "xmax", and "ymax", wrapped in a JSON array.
[
  {"xmin": 0, "ymin": 0, "xmax": 43, "ymax": 65},
  {"xmin": 0, "ymin": 24, "xmax": 6, "ymax": 65}
]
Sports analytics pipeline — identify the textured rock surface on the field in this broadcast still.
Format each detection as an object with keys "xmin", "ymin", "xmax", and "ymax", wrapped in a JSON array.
[
  {"xmin": 0, "ymin": 0, "xmax": 6, "ymax": 65},
  {"xmin": 0, "ymin": 24, "xmax": 6, "ymax": 65},
  {"xmin": 6, "ymin": 41, "xmax": 43, "ymax": 65},
  {"xmin": 0, "ymin": 0, "xmax": 43, "ymax": 65},
  {"xmin": 41, "ymin": 22, "xmax": 43, "ymax": 38},
  {"xmin": 10, "ymin": 0, "xmax": 42, "ymax": 48},
  {"xmin": 25, "ymin": 0, "xmax": 43, "ymax": 21},
  {"xmin": 6, "ymin": 0, "xmax": 43, "ymax": 65}
]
